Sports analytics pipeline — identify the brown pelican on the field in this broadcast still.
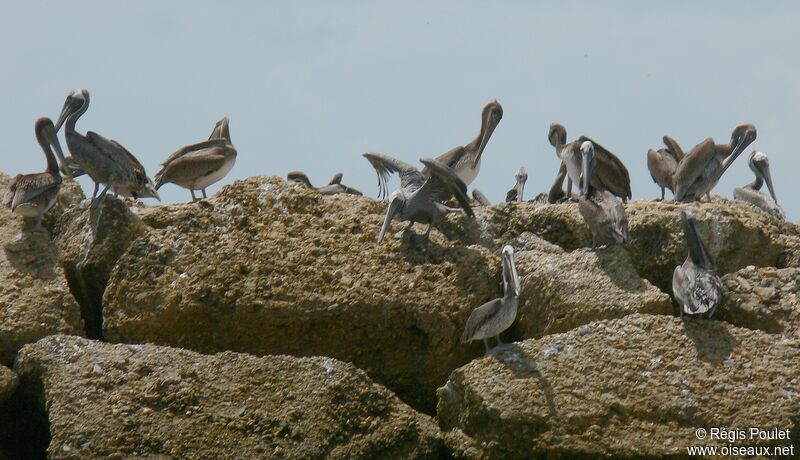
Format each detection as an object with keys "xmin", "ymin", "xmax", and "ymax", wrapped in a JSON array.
[
  {"xmin": 548, "ymin": 123, "xmax": 631, "ymax": 202},
  {"xmin": 504, "ymin": 167, "xmax": 527, "ymax": 202},
  {"xmin": 646, "ymin": 136, "xmax": 684, "ymax": 200},
  {"xmin": 363, "ymin": 153, "xmax": 474, "ymax": 244},
  {"xmin": 471, "ymin": 189, "xmax": 492, "ymax": 206},
  {"xmin": 733, "ymin": 151, "xmax": 784, "ymax": 220},
  {"xmin": 287, "ymin": 171, "xmax": 363, "ymax": 196},
  {"xmin": 673, "ymin": 124, "xmax": 757, "ymax": 202},
  {"xmin": 578, "ymin": 141, "xmax": 630, "ymax": 247},
  {"xmin": 461, "ymin": 245, "xmax": 520, "ymax": 353},
  {"xmin": 3, "ymin": 118, "xmax": 64, "ymax": 232},
  {"xmin": 154, "ymin": 117, "xmax": 237, "ymax": 201},
  {"xmin": 54, "ymin": 89, "xmax": 159, "ymax": 207},
  {"xmin": 672, "ymin": 208, "xmax": 722, "ymax": 319},
  {"xmin": 421, "ymin": 100, "xmax": 503, "ymax": 186}
]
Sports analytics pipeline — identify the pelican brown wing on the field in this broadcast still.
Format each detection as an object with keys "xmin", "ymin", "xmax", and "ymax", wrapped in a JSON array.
[
  {"xmin": 155, "ymin": 147, "xmax": 232, "ymax": 187},
  {"xmin": 362, "ymin": 152, "xmax": 426, "ymax": 199},
  {"xmin": 4, "ymin": 173, "xmax": 60, "ymax": 211},
  {"xmin": 577, "ymin": 136, "xmax": 631, "ymax": 200},
  {"xmin": 418, "ymin": 157, "xmax": 474, "ymax": 218},
  {"xmin": 673, "ymin": 138, "xmax": 715, "ymax": 200}
]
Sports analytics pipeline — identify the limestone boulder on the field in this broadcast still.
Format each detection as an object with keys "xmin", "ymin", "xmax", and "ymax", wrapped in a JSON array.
[
  {"xmin": 13, "ymin": 335, "xmax": 442, "ymax": 459},
  {"xmin": 103, "ymin": 177, "xmax": 499, "ymax": 412},
  {"xmin": 719, "ymin": 265, "xmax": 799, "ymax": 338},
  {"xmin": 0, "ymin": 365, "xmax": 17, "ymax": 407},
  {"xmin": 437, "ymin": 314, "xmax": 800, "ymax": 458},
  {"xmin": 507, "ymin": 233, "xmax": 672, "ymax": 340},
  {"xmin": 0, "ymin": 173, "xmax": 84, "ymax": 365}
]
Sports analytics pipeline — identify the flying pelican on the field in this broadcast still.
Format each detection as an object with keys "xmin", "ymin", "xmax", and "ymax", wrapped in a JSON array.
[
  {"xmin": 672, "ymin": 124, "xmax": 757, "ymax": 202},
  {"xmin": 3, "ymin": 118, "xmax": 64, "ymax": 232},
  {"xmin": 154, "ymin": 117, "xmax": 237, "ymax": 201},
  {"xmin": 54, "ymin": 89, "xmax": 159, "ymax": 207},
  {"xmin": 672, "ymin": 208, "xmax": 722, "ymax": 319},
  {"xmin": 733, "ymin": 151, "xmax": 784, "ymax": 220},
  {"xmin": 471, "ymin": 189, "xmax": 492, "ymax": 206},
  {"xmin": 421, "ymin": 100, "xmax": 503, "ymax": 186},
  {"xmin": 461, "ymin": 245, "xmax": 520, "ymax": 353},
  {"xmin": 287, "ymin": 171, "xmax": 363, "ymax": 196},
  {"xmin": 504, "ymin": 167, "xmax": 528, "ymax": 203},
  {"xmin": 646, "ymin": 136, "xmax": 684, "ymax": 200},
  {"xmin": 548, "ymin": 123, "xmax": 631, "ymax": 202},
  {"xmin": 363, "ymin": 153, "xmax": 474, "ymax": 245},
  {"xmin": 577, "ymin": 141, "xmax": 631, "ymax": 247}
]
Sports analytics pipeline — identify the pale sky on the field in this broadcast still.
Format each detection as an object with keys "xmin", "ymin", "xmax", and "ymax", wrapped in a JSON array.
[{"xmin": 2, "ymin": 1, "xmax": 798, "ymax": 220}]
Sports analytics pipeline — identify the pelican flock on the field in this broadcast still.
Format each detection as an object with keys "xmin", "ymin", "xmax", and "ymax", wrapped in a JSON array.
[{"xmin": 1, "ymin": 86, "xmax": 790, "ymax": 364}]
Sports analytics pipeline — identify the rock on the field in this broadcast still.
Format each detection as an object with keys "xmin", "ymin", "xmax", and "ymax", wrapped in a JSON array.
[
  {"xmin": 437, "ymin": 314, "xmax": 800, "ymax": 459},
  {"xmin": 719, "ymin": 266, "xmax": 799, "ymax": 338},
  {"xmin": 14, "ymin": 335, "xmax": 443, "ymax": 459},
  {"xmin": 54, "ymin": 194, "xmax": 148, "ymax": 339},
  {"xmin": 0, "ymin": 173, "xmax": 84, "ymax": 365},
  {"xmin": 104, "ymin": 177, "xmax": 499, "ymax": 412},
  {"xmin": 508, "ymin": 233, "xmax": 672, "ymax": 340},
  {"xmin": 0, "ymin": 365, "xmax": 17, "ymax": 407},
  {"xmin": 626, "ymin": 197, "xmax": 800, "ymax": 293}
]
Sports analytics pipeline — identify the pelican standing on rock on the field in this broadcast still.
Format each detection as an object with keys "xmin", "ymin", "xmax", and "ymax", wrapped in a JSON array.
[
  {"xmin": 363, "ymin": 153, "xmax": 474, "ymax": 245},
  {"xmin": 548, "ymin": 123, "xmax": 631, "ymax": 202},
  {"xmin": 578, "ymin": 141, "xmax": 631, "ymax": 247},
  {"xmin": 646, "ymin": 136, "xmax": 684, "ymax": 200},
  {"xmin": 505, "ymin": 167, "xmax": 528, "ymax": 203},
  {"xmin": 733, "ymin": 151, "xmax": 784, "ymax": 220},
  {"xmin": 54, "ymin": 89, "xmax": 159, "ymax": 207},
  {"xmin": 672, "ymin": 208, "xmax": 722, "ymax": 319},
  {"xmin": 422, "ymin": 101, "xmax": 503, "ymax": 186},
  {"xmin": 462, "ymin": 245, "xmax": 520, "ymax": 353},
  {"xmin": 672, "ymin": 124, "xmax": 757, "ymax": 202},
  {"xmin": 287, "ymin": 171, "xmax": 362, "ymax": 196},
  {"xmin": 155, "ymin": 117, "xmax": 238, "ymax": 201},
  {"xmin": 3, "ymin": 118, "xmax": 64, "ymax": 232}
]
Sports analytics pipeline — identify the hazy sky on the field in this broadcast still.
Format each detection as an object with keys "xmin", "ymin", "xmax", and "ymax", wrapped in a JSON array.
[{"xmin": 3, "ymin": 1, "xmax": 798, "ymax": 220}]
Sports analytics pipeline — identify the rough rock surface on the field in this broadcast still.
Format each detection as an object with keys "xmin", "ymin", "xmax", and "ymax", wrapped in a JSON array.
[
  {"xmin": 0, "ymin": 365, "xmax": 17, "ymax": 407},
  {"xmin": 0, "ymin": 173, "xmax": 84, "ymax": 365},
  {"xmin": 719, "ymin": 265, "xmax": 799, "ymax": 338},
  {"xmin": 14, "ymin": 335, "xmax": 443, "ymax": 459},
  {"xmin": 625, "ymin": 198, "xmax": 800, "ymax": 292},
  {"xmin": 53, "ymin": 195, "xmax": 147, "ymax": 339},
  {"xmin": 437, "ymin": 314, "xmax": 800, "ymax": 459},
  {"xmin": 509, "ymin": 233, "xmax": 672, "ymax": 339},
  {"xmin": 104, "ymin": 177, "xmax": 499, "ymax": 412}
]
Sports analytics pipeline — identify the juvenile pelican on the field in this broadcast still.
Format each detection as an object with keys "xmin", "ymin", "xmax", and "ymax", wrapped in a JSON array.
[
  {"xmin": 548, "ymin": 123, "xmax": 631, "ymax": 202},
  {"xmin": 3, "ymin": 118, "xmax": 64, "ymax": 232},
  {"xmin": 155, "ymin": 117, "xmax": 237, "ymax": 201},
  {"xmin": 673, "ymin": 124, "xmax": 757, "ymax": 202},
  {"xmin": 363, "ymin": 153, "xmax": 474, "ymax": 245},
  {"xmin": 422, "ymin": 100, "xmax": 503, "ymax": 186},
  {"xmin": 733, "ymin": 151, "xmax": 784, "ymax": 220},
  {"xmin": 287, "ymin": 171, "xmax": 363, "ymax": 196},
  {"xmin": 54, "ymin": 89, "xmax": 159, "ymax": 207},
  {"xmin": 471, "ymin": 189, "xmax": 492, "ymax": 206},
  {"xmin": 504, "ymin": 167, "xmax": 528, "ymax": 202},
  {"xmin": 461, "ymin": 245, "xmax": 520, "ymax": 353},
  {"xmin": 578, "ymin": 141, "xmax": 630, "ymax": 247},
  {"xmin": 672, "ymin": 208, "xmax": 722, "ymax": 319},
  {"xmin": 646, "ymin": 136, "xmax": 684, "ymax": 200}
]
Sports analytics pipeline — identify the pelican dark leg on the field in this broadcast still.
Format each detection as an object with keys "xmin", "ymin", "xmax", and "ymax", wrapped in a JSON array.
[
  {"xmin": 90, "ymin": 184, "xmax": 110, "ymax": 209},
  {"xmin": 483, "ymin": 339, "xmax": 490, "ymax": 354},
  {"xmin": 202, "ymin": 189, "xmax": 207, "ymax": 199},
  {"xmin": 190, "ymin": 190, "xmax": 197, "ymax": 202},
  {"xmin": 395, "ymin": 222, "xmax": 414, "ymax": 239}
]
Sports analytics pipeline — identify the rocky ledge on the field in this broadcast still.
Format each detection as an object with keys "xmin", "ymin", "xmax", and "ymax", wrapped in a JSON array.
[{"xmin": 1, "ymin": 173, "xmax": 799, "ymax": 458}]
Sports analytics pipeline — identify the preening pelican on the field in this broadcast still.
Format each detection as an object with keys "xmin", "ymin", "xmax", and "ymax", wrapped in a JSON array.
[
  {"xmin": 672, "ymin": 208, "xmax": 722, "ymax": 319},
  {"xmin": 3, "ymin": 118, "xmax": 64, "ymax": 232},
  {"xmin": 504, "ymin": 167, "xmax": 527, "ymax": 202},
  {"xmin": 462, "ymin": 245, "xmax": 520, "ymax": 353},
  {"xmin": 673, "ymin": 124, "xmax": 757, "ymax": 202},
  {"xmin": 363, "ymin": 153, "xmax": 474, "ymax": 245},
  {"xmin": 155, "ymin": 117, "xmax": 237, "ymax": 201}
]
